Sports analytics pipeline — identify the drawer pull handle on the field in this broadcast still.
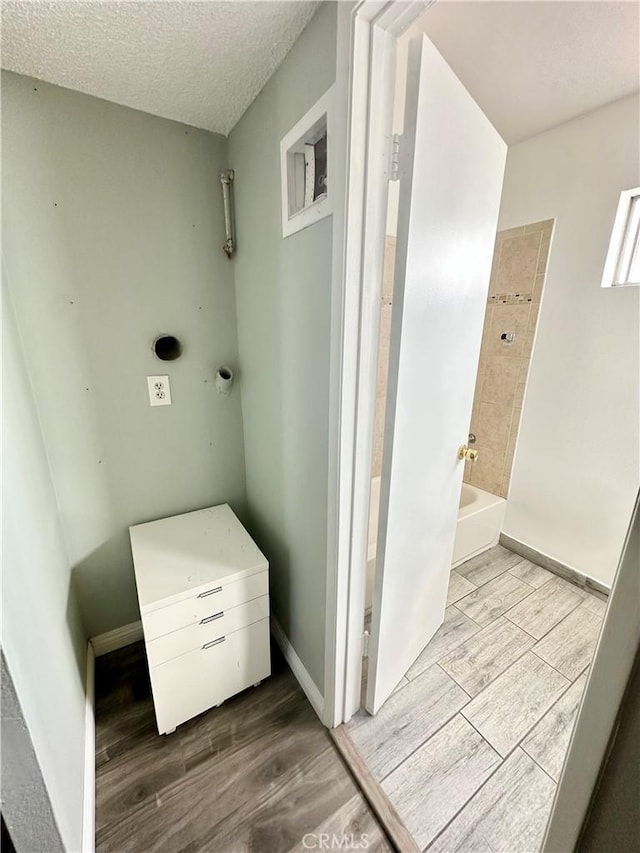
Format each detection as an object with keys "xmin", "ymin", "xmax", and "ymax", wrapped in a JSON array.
[
  {"xmin": 200, "ymin": 612, "xmax": 224, "ymax": 624},
  {"xmin": 197, "ymin": 586, "xmax": 222, "ymax": 598},
  {"xmin": 202, "ymin": 636, "xmax": 226, "ymax": 650}
]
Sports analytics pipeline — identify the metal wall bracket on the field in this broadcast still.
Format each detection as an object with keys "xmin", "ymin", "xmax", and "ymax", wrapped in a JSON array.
[
  {"xmin": 389, "ymin": 133, "xmax": 401, "ymax": 182},
  {"xmin": 220, "ymin": 169, "xmax": 236, "ymax": 258},
  {"xmin": 362, "ymin": 629, "xmax": 370, "ymax": 658}
]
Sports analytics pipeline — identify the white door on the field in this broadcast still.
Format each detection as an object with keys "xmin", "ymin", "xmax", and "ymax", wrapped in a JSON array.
[{"xmin": 366, "ymin": 35, "xmax": 507, "ymax": 714}]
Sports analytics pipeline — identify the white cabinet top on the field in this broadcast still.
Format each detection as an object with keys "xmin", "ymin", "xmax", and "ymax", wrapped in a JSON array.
[{"xmin": 130, "ymin": 504, "xmax": 267, "ymax": 612}]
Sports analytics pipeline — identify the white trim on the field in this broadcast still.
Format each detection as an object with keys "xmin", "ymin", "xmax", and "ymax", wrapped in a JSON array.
[
  {"xmin": 90, "ymin": 621, "xmax": 143, "ymax": 657},
  {"xmin": 601, "ymin": 185, "xmax": 640, "ymax": 288},
  {"xmin": 322, "ymin": 0, "xmax": 356, "ymax": 729},
  {"xmin": 280, "ymin": 86, "xmax": 334, "ymax": 237},
  {"xmin": 323, "ymin": 0, "xmax": 431, "ymax": 729},
  {"xmin": 82, "ymin": 643, "xmax": 95, "ymax": 853},
  {"xmin": 270, "ymin": 615, "xmax": 324, "ymax": 722},
  {"xmin": 343, "ymin": 16, "xmax": 400, "ymax": 723}
]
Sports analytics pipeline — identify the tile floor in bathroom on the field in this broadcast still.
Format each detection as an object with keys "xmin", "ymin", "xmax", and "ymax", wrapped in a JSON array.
[{"xmin": 348, "ymin": 544, "xmax": 607, "ymax": 853}]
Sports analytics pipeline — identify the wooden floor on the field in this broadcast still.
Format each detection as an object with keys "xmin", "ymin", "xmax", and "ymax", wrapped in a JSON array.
[
  {"xmin": 95, "ymin": 641, "xmax": 392, "ymax": 853},
  {"xmin": 346, "ymin": 545, "xmax": 607, "ymax": 853}
]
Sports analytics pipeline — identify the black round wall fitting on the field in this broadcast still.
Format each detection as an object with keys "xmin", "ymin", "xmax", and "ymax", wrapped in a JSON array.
[{"xmin": 153, "ymin": 334, "xmax": 182, "ymax": 361}]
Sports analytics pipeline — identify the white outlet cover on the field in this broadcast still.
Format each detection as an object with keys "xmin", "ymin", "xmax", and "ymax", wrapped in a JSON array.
[{"xmin": 147, "ymin": 375, "xmax": 171, "ymax": 406}]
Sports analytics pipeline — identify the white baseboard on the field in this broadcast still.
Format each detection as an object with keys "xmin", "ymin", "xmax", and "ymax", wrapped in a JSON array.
[
  {"xmin": 270, "ymin": 615, "xmax": 324, "ymax": 722},
  {"xmin": 82, "ymin": 643, "xmax": 95, "ymax": 853},
  {"xmin": 89, "ymin": 617, "xmax": 326, "ymax": 723},
  {"xmin": 90, "ymin": 621, "xmax": 143, "ymax": 657}
]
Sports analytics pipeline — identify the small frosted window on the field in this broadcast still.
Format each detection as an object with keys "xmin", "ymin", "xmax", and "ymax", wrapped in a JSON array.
[{"xmin": 601, "ymin": 187, "xmax": 640, "ymax": 288}]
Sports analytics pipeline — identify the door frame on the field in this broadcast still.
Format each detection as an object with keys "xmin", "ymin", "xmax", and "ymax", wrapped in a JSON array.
[
  {"xmin": 323, "ymin": 0, "xmax": 432, "ymax": 730},
  {"xmin": 325, "ymin": 0, "xmax": 640, "ymax": 848}
]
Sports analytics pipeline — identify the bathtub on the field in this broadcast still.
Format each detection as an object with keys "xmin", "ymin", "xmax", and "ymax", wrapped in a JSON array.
[
  {"xmin": 365, "ymin": 478, "xmax": 505, "ymax": 608},
  {"xmin": 452, "ymin": 483, "xmax": 506, "ymax": 568}
]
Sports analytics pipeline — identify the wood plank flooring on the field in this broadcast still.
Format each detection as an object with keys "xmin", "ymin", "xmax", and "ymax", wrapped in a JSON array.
[
  {"xmin": 95, "ymin": 642, "xmax": 391, "ymax": 853},
  {"xmin": 344, "ymin": 544, "xmax": 607, "ymax": 852}
]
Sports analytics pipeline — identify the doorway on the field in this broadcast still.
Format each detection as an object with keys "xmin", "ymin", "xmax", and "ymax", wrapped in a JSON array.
[{"xmin": 330, "ymin": 1, "xmax": 639, "ymax": 851}]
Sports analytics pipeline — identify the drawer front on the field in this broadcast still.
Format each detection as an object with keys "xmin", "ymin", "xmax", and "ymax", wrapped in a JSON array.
[
  {"xmin": 146, "ymin": 595, "xmax": 269, "ymax": 667},
  {"xmin": 150, "ymin": 618, "xmax": 271, "ymax": 734},
  {"xmin": 143, "ymin": 570, "xmax": 268, "ymax": 640}
]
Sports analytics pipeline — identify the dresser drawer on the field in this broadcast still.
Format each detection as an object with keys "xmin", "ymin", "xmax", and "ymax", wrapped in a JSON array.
[
  {"xmin": 149, "ymin": 618, "xmax": 271, "ymax": 734},
  {"xmin": 146, "ymin": 595, "xmax": 269, "ymax": 667},
  {"xmin": 143, "ymin": 570, "xmax": 268, "ymax": 640}
]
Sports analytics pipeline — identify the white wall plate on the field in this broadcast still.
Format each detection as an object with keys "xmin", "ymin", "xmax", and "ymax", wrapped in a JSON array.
[{"xmin": 147, "ymin": 375, "xmax": 171, "ymax": 406}]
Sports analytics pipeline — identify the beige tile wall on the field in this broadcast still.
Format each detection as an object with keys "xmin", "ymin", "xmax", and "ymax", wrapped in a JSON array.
[
  {"xmin": 465, "ymin": 219, "xmax": 554, "ymax": 497},
  {"xmin": 372, "ymin": 236, "xmax": 396, "ymax": 477}
]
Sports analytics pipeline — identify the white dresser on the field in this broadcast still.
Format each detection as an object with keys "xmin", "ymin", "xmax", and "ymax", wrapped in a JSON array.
[{"xmin": 130, "ymin": 504, "xmax": 270, "ymax": 734}]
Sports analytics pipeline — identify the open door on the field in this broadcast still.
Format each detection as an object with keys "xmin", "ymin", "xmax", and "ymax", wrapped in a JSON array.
[{"xmin": 366, "ymin": 35, "xmax": 507, "ymax": 714}]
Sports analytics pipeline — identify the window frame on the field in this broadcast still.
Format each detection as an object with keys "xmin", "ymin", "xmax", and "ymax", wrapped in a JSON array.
[
  {"xmin": 279, "ymin": 86, "xmax": 334, "ymax": 239},
  {"xmin": 601, "ymin": 186, "xmax": 640, "ymax": 288}
]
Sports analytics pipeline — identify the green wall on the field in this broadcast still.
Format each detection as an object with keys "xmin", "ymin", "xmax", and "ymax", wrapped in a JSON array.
[
  {"xmin": 3, "ymin": 282, "xmax": 86, "ymax": 851},
  {"xmin": 229, "ymin": 3, "xmax": 338, "ymax": 691},
  {"xmin": 1, "ymin": 8, "xmax": 342, "ymax": 844},
  {"xmin": 2, "ymin": 72, "xmax": 248, "ymax": 637}
]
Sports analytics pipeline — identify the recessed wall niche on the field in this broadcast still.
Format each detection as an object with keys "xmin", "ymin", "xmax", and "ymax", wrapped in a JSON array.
[{"xmin": 280, "ymin": 86, "xmax": 334, "ymax": 238}]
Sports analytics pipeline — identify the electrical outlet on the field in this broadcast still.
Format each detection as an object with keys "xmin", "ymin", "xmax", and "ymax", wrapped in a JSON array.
[{"xmin": 147, "ymin": 375, "xmax": 172, "ymax": 406}]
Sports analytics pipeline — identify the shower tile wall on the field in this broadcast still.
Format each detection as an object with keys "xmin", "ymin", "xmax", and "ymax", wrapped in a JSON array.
[
  {"xmin": 465, "ymin": 220, "xmax": 554, "ymax": 498},
  {"xmin": 372, "ymin": 236, "xmax": 396, "ymax": 477}
]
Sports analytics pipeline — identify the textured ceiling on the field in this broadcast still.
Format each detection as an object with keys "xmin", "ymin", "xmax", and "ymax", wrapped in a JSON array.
[
  {"xmin": 1, "ymin": 1, "xmax": 320, "ymax": 136},
  {"xmin": 397, "ymin": 0, "xmax": 640, "ymax": 143}
]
